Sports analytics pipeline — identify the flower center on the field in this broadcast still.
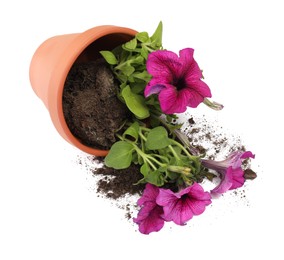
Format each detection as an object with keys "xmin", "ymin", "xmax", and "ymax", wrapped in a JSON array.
[
  {"xmin": 174, "ymin": 77, "xmax": 187, "ymax": 91},
  {"xmin": 181, "ymin": 194, "xmax": 188, "ymax": 201}
]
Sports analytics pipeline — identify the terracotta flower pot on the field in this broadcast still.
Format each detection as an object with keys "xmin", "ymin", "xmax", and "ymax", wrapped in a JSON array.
[{"xmin": 29, "ymin": 25, "xmax": 137, "ymax": 156}]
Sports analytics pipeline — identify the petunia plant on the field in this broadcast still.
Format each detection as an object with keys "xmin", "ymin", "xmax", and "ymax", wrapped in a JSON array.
[{"xmin": 100, "ymin": 22, "xmax": 257, "ymax": 234}]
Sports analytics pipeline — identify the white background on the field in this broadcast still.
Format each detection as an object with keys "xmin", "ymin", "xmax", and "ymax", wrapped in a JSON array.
[{"xmin": 1, "ymin": 0, "xmax": 283, "ymax": 259}]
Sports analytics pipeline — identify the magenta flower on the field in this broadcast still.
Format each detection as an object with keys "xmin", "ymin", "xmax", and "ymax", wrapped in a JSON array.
[
  {"xmin": 156, "ymin": 183, "xmax": 212, "ymax": 225},
  {"xmin": 201, "ymin": 151, "xmax": 255, "ymax": 194},
  {"xmin": 133, "ymin": 184, "xmax": 165, "ymax": 234},
  {"xmin": 144, "ymin": 48, "xmax": 212, "ymax": 114}
]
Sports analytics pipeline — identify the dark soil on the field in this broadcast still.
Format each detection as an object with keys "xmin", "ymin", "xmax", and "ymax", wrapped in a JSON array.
[
  {"xmin": 94, "ymin": 163, "xmax": 145, "ymax": 199},
  {"xmin": 63, "ymin": 58, "xmax": 130, "ymax": 149}
]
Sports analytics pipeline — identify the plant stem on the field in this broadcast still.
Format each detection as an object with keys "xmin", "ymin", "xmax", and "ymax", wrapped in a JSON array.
[
  {"xmin": 152, "ymin": 154, "xmax": 170, "ymax": 164},
  {"xmin": 140, "ymin": 126, "xmax": 151, "ymax": 132},
  {"xmin": 116, "ymin": 134, "xmax": 124, "ymax": 141},
  {"xmin": 138, "ymin": 131, "xmax": 147, "ymax": 142},
  {"xmin": 168, "ymin": 145, "xmax": 180, "ymax": 161},
  {"xmin": 146, "ymin": 155, "xmax": 166, "ymax": 168},
  {"xmin": 133, "ymin": 146, "xmax": 157, "ymax": 170},
  {"xmin": 142, "ymin": 44, "xmax": 156, "ymax": 53},
  {"xmin": 144, "ymin": 157, "xmax": 157, "ymax": 171},
  {"xmin": 170, "ymin": 139, "xmax": 195, "ymax": 160}
]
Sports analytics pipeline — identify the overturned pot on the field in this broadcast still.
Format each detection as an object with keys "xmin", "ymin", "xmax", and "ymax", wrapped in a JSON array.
[{"xmin": 29, "ymin": 25, "xmax": 137, "ymax": 156}]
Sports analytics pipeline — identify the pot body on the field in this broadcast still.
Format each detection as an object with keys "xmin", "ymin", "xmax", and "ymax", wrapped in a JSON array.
[{"xmin": 30, "ymin": 25, "xmax": 137, "ymax": 156}]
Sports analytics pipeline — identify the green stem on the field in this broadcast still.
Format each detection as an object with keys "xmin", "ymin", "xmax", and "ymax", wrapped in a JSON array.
[
  {"xmin": 140, "ymin": 126, "xmax": 151, "ymax": 132},
  {"xmin": 168, "ymin": 145, "xmax": 180, "ymax": 161},
  {"xmin": 152, "ymin": 154, "xmax": 170, "ymax": 164},
  {"xmin": 146, "ymin": 155, "xmax": 166, "ymax": 168},
  {"xmin": 143, "ymin": 44, "xmax": 156, "ymax": 53},
  {"xmin": 144, "ymin": 157, "xmax": 157, "ymax": 171},
  {"xmin": 170, "ymin": 139, "xmax": 194, "ymax": 160},
  {"xmin": 141, "ymin": 137, "xmax": 145, "ymax": 152},
  {"xmin": 133, "ymin": 146, "xmax": 157, "ymax": 170},
  {"xmin": 138, "ymin": 131, "xmax": 147, "ymax": 142},
  {"xmin": 116, "ymin": 134, "xmax": 124, "ymax": 141}
]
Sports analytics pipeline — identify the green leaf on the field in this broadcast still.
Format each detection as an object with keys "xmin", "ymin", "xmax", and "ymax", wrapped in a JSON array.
[
  {"xmin": 139, "ymin": 164, "xmax": 165, "ymax": 186},
  {"xmin": 166, "ymin": 170, "xmax": 179, "ymax": 181},
  {"xmin": 123, "ymin": 122, "xmax": 139, "ymax": 142},
  {"xmin": 145, "ymin": 170, "xmax": 165, "ymax": 186},
  {"xmin": 158, "ymin": 166, "xmax": 167, "ymax": 173},
  {"xmin": 150, "ymin": 21, "xmax": 163, "ymax": 48},
  {"xmin": 136, "ymin": 32, "xmax": 149, "ymax": 43},
  {"xmin": 130, "ymin": 82, "xmax": 147, "ymax": 94},
  {"xmin": 132, "ymin": 152, "xmax": 139, "ymax": 164},
  {"xmin": 149, "ymin": 116, "xmax": 160, "ymax": 128},
  {"xmin": 133, "ymin": 71, "xmax": 151, "ymax": 82},
  {"xmin": 118, "ymin": 48, "xmax": 131, "ymax": 63},
  {"xmin": 131, "ymin": 55, "xmax": 144, "ymax": 65},
  {"xmin": 123, "ymin": 38, "xmax": 137, "ymax": 50},
  {"xmin": 120, "ymin": 64, "xmax": 135, "ymax": 77},
  {"xmin": 140, "ymin": 163, "xmax": 150, "ymax": 177},
  {"xmin": 100, "ymin": 51, "xmax": 118, "ymax": 65},
  {"xmin": 115, "ymin": 72, "xmax": 127, "ymax": 84},
  {"xmin": 105, "ymin": 141, "xmax": 133, "ymax": 169},
  {"xmin": 119, "ymin": 82, "xmax": 128, "ymax": 90},
  {"xmin": 145, "ymin": 95, "xmax": 159, "ymax": 105},
  {"xmin": 145, "ymin": 126, "xmax": 171, "ymax": 150},
  {"xmin": 140, "ymin": 45, "xmax": 149, "ymax": 59},
  {"xmin": 138, "ymin": 154, "xmax": 144, "ymax": 165},
  {"xmin": 121, "ymin": 85, "xmax": 150, "ymax": 119}
]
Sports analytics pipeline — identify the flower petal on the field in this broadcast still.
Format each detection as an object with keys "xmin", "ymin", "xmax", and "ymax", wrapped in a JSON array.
[
  {"xmin": 156, "ymin": 189, "xmax": 193, "ymax": 225},
  {"xmin": 158, "ymin": 85, "xmax": 190, "ymax": 114},
  {"xmin": 241, "ymin": 151, "xmax": 255, "ymax": 160},
  {"xmin": 185, "ymin": 79, "xmax": 212, "ymax": 108},
  {"xmin": 186, "ymin": 183, "xmax": 212, "ymax": 215},
  {"xmin": 156, "ymin": 188, "xmax": 176, "ymax": 207},
  {"xmin": 229, "ymin": 167, "xmax": 245, "ymax": 190},
  {"xmin": 144, "ymin": 83, "xmax": 166, "ymax": 97},
  {"xmin": 146, "ymin": 50, "xmax": 180, "ymax": 83},
  {"xmin": 186, "ymin": 198, "xmax": 210, "ymax": 216},
  {"xmin": 137, "ymin": 183, "xmax": 159, "ymax": 206},
  {"xmin": 187, "ymin": 182, "xmax": 212, "ymax": 201},
  {"xmin": 179, "ymin": 48, "xmax": 203, "ymax": 79},
  {"xmin": 133, "ymin": 203, "xmax": 164, "ymax": 234},
  {"xmin": 157, "ymin": 184, "xmax": 211, "ymax": 225},
  {"xmin": 211, "ymin": 167, "xmax": 233, "ymax": 194},
  {"xmin": 230, "ymin": 151, "xmax": 255, "ymax": 169},
  {"xmin": 165, "ymin": 199, "xmax": 194, "ymax": 225}
]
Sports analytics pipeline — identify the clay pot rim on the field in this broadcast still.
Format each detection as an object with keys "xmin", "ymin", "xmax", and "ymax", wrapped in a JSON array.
[{"xmin": 48, "ymin": 25, "xmax": 137, "ymax": 156}]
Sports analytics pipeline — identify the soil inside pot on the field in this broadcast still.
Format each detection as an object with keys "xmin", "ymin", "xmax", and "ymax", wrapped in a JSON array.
[{"xmin": 63, "ymin": 58, "xmax": 130, "ymax": 149}]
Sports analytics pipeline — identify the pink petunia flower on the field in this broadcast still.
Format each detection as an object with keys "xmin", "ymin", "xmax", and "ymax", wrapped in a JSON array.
[
  {"xmin": 201, "ymin": 151, "xmax": 255, "ymax": 194},
  {"xmin": 144, "ymin": 48, "xmax": 212, "ymax": 114},
  {"xmin": 156, "ymin": 183, "xmax": 212, "ymax": 225},
  {"xmin": 133, "ymin": 184, "xmax": 165, "ymax": 234}
]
